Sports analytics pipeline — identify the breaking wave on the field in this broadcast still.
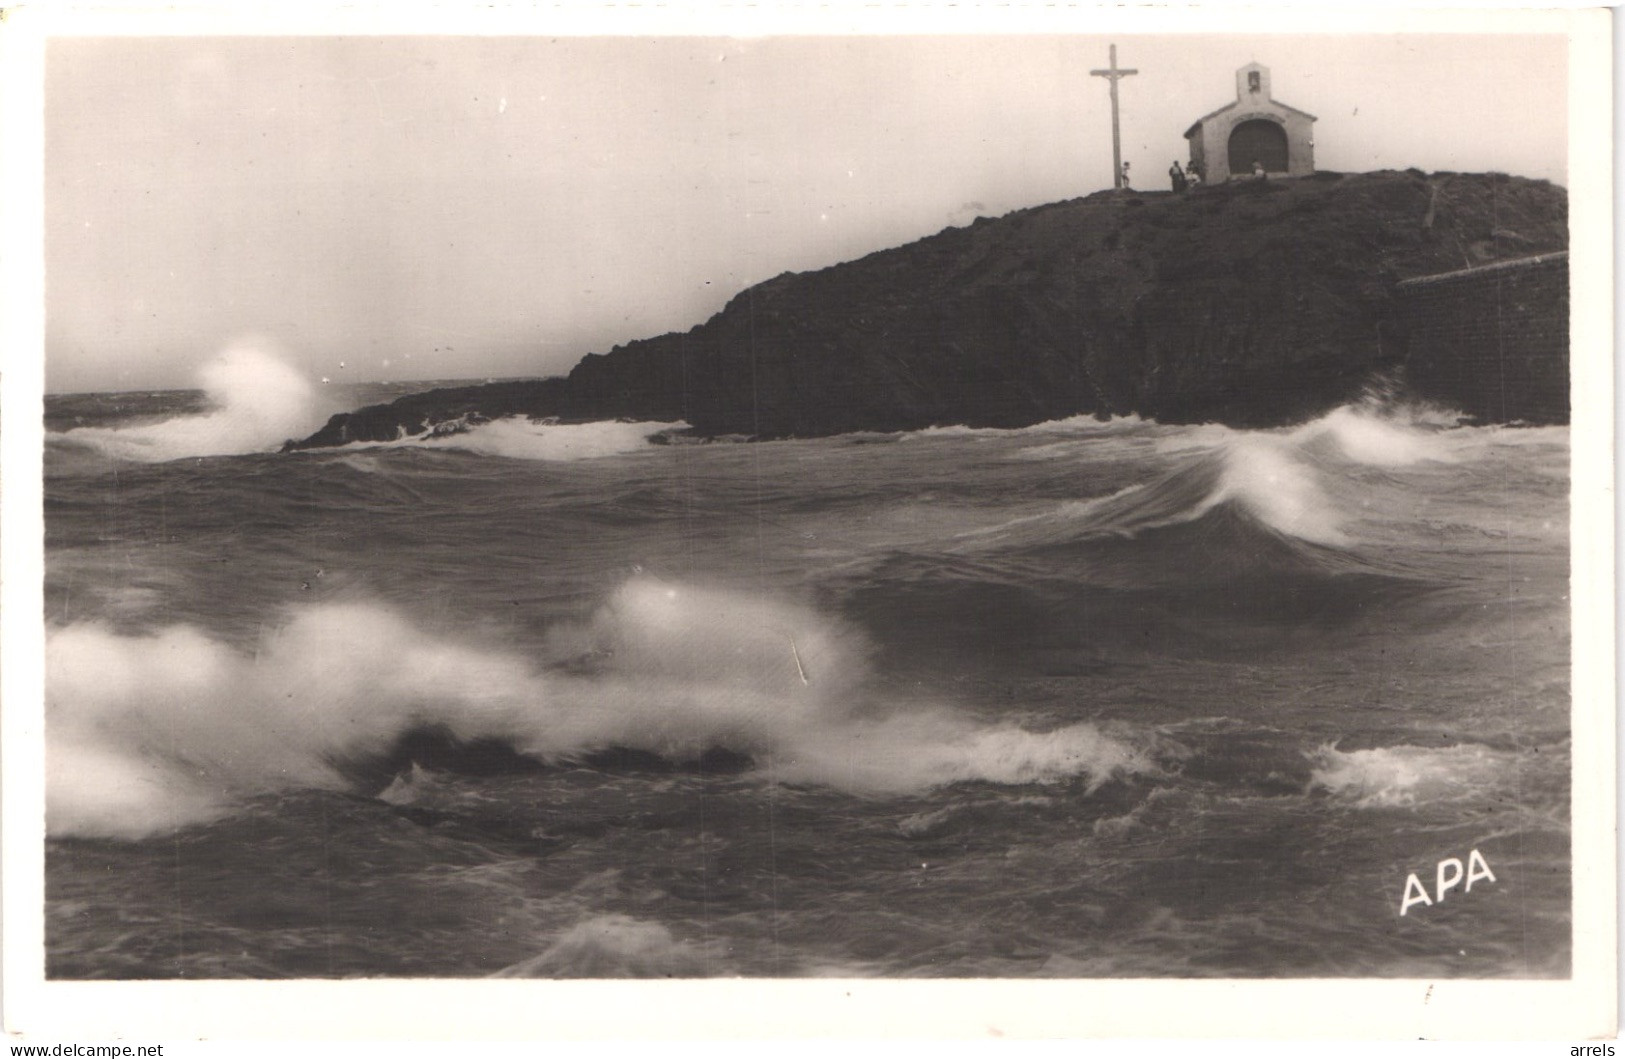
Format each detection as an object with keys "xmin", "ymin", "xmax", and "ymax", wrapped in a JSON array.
[
  {"xmin": 1307, "ymin": 743, "xmax": 1518, "ymax": 808},
  {"xmin": 46, "ymin": 577, "xmax": 1157, "ymax": 839},
  {"xmin": 907, "ymin": 413, "xmax": 1155, "ymax": 440},
  {"xmin": 53, "ymin": 342, "xmax": 326, "ymax": 462},
  {"xmin": 1123, "ymin": 434, "xmax": 1353, "ymax": 547},
  {"xmin": 1022, "ymin": 403, "xmax": 1459, "ymax": 549},
  {"xmin": 346, "ymin": 416, "xmax": 686, "ymax": 462},
  {"xmin": 1288, "ymin": 404, "xmax": 1456, "ymax": 467}
]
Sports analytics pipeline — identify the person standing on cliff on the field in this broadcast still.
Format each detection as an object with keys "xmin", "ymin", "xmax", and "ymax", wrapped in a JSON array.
[
  {"xmin": 1120, "ymin": 161, "xmax": 1132, "ymax": 190},
  {"xmin": 1169, "ymin": 161, "xmax": 1187, "ymax": 193}
]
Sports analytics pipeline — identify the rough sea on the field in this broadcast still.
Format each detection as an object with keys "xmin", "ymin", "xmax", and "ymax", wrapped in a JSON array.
[{"xmin": 41, "ymin": 349, "xmax": 1571, "ymax": 979}]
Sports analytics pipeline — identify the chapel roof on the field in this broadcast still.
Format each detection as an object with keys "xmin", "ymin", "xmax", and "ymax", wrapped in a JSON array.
[{"xmin": 1183, "ymin": 97, "xmax": 1319, "ymax": 139}]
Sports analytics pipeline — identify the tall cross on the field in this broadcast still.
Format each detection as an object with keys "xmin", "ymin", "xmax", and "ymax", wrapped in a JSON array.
[{"xmin": 1090, "ymin": 44, "xmax": 1138, "ymax": 189}]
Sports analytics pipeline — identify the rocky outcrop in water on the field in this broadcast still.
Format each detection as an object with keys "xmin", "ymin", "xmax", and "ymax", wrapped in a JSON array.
[{"xmin": 286, "ymin": 169, "xmax": 1567, "ymax": 450}]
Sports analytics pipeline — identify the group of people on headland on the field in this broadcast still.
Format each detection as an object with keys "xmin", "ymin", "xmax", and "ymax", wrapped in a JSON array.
[
  {"xmin": 1122, "ymin": 158, "xmax": 1270, "ymax": 193},
  {"xmin": 1162, "ymin": 158, "xmax": 1268, "ymax": 192},
  {"xmin": 1167, "ymin": 160, "xmax": 1201, "ymax": 192}
]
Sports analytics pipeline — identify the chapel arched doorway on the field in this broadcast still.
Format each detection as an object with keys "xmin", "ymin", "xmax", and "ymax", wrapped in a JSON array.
[{"xmin": 1227, "ymin": 119, "xmax": 1288, "ymax": 176}]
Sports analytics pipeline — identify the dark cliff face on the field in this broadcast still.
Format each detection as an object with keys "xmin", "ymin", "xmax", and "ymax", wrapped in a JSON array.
[{"xmin": 286, "ymin": 170, "xmax": 1568, "ymax": 450}]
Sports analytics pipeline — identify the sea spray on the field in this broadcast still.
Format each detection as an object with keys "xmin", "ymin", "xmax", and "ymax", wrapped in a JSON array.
[
  {"xmin": 54, "ymin": 341, "xmax": 327, "ymax": 462},
  {"xmin": 46, "ymin": 577, "xmax": 1157, "ymax": 838},
  {"xmin": 45, "ymin": 607, "xmax": 547, "ymax": 838},
  {"xmin": 1212, "ymin": 437, "xmax": 1349, "ymax": 546},
  {"xmin": 1290, "ymin": 404, "xmax": 1456, "ymax": 467}
]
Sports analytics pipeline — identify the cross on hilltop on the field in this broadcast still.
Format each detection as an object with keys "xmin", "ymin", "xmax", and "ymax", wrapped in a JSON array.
[{"xmin": 1090, "ymin": 44, "xmax": 1138, "ymax": 190}]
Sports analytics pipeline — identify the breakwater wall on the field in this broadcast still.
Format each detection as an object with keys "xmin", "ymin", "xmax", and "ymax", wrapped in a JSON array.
[{"xmin": 1395, "ymin": 251, "xmax": 1569, "ymax": 424}]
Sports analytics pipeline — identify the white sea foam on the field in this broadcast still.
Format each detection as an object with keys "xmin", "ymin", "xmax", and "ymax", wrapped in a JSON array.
[
  {"xmin": 490, "ymin": 915, "xmax": 712, "ymax": 978},
  {"xmin": 1307, "ymin": 743, "xmax": 1514, "ymax": 808},
  {"xmin": 906, "ymin": 414, "xmax": 1153, "ymax": 441},
  {"xmin": 421, "ymin": 417, "xmax": 685, "ymax": 460},
  {"xmin": 55, "ymin": 341, "xmax": 326, "ymax": 462},
  {"xmin": 46, "ymin": 577, "xmax": 1155, "ymax": 838},
  {"xmin": 343, "ymin": 416, "xmax": 685, "ymax": 461},
  {"xmin": 778, "ymin": 715, "xmax": 1156, "ymax": 795}
]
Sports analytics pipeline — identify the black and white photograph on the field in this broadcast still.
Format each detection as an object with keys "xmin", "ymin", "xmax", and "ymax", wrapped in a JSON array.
[{"xmin": 2, "ymin": 2, "xmax": 1614, "ymax": 1043}]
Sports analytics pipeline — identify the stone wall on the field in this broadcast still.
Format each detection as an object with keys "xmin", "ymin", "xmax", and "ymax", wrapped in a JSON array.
[{"xmin": 1395, "ymin": 252, "xmax": 1569, "ymax": 424}]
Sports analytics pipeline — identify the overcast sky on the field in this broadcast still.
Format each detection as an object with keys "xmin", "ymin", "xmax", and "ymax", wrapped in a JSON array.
[{"xmin": 44, "ymin": 26, "xmax": 1571, "ymax": 393}]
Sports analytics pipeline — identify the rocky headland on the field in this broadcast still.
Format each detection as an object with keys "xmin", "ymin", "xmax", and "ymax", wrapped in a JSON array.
[{"xmin": 286, "ymin": 169, "xmax": 1567, "ymax": 450}]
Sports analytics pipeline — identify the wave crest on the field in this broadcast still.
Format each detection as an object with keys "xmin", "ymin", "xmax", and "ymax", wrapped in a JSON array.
[
  {"xmin": 1046, "ymin": 403, "xmax": 1462, "ymax": 548},
  {"xmin": 1289, "ymin": 405, "xmax": 1456, "ymax": 468},
  {"xmin": 1048, "ymin": 435, "xmax": 1346, "ymax": 547}
]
